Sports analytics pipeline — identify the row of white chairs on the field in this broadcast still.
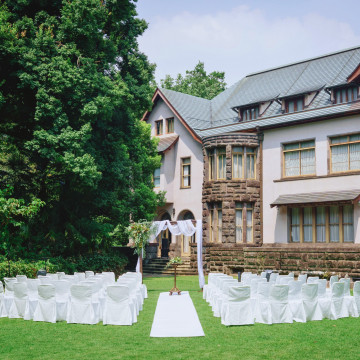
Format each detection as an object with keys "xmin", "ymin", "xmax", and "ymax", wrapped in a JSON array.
[
  {"xmin": 0, "ymin": 271, "xmax": 147, "ymax": 325},
  {"xmin": 203, "ymin": 273, "xmax": 360, "ymax": 326}
]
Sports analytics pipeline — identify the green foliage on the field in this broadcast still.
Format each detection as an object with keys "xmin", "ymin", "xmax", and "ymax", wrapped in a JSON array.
[
  {"xmin": 0, "ymin": 252, "xmax": 128, "ymax": 283},
  {"xmin": 165, "ymin": 256, "xmax": 183, "ymax": 268},
  {"xmin": 160, "ymin": 61, "xmax": 226, "ymax": 100},
  {"xmin": 0, "ymin": 0, "xmax": 161, "ymax": 256},
  {"xmin": 126, "ymin": 220, "xmax": 155, "ymax": 257}
]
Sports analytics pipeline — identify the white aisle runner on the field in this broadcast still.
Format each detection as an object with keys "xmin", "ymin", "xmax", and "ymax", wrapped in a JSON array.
[{"xmin": 150, "ymin": 291, "xmax": 205, "ymax": 337}]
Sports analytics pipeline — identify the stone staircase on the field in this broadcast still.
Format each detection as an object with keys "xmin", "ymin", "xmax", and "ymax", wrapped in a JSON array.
[{"xmin": 143, "ymin": 258, "xmax": 197, "ymax": 275}]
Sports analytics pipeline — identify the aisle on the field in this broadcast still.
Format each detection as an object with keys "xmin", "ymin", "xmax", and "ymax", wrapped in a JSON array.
[{"xmin": 150, "ymin": 291, "xmax": 205, "ymax": 337}]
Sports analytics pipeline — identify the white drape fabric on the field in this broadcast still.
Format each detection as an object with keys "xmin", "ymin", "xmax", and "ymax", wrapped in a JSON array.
[{"xmin": 136, "ymin": 220, "xmax": 205, "ymax": 288}]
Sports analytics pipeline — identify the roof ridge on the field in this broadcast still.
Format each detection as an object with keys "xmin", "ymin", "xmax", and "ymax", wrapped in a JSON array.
[{"xmin": 246, "ymin": 46, "xmax": 360, "ymax": 78}]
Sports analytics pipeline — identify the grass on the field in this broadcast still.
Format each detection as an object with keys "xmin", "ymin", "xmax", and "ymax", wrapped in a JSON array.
[{"xmin": 0, "ymin": 275, "xmax": 359, "ymax": 360}]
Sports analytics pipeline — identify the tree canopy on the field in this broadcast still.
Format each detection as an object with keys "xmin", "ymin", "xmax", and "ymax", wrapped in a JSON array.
[
  {"xmin": 160, "ymin": 61, "xmax": 226, "ymax": 100},
  {"xmin": 0, "ymin": 0, "xmax": 162, "ymax": 257}
]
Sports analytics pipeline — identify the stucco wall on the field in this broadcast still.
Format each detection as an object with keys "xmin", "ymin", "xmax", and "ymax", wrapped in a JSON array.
[
  {"xmin": 146, "ymin": 99, "xmax": 203, "ymax": 221},
  {"xmin": 263, "ymin": 115, "xmax": 360, "ymax": 244}
]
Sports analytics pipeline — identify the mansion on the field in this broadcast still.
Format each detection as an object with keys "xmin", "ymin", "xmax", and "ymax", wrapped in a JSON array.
[{"xmin": 142, "ymin": 46, "xmax": 360, "ymax": 277}]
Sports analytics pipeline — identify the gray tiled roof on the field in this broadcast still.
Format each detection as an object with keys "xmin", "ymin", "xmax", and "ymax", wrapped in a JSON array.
[
  {"xmin": 157, "ymin": 46, "xmax": 360, "ymax": 138},
  {"xmin": 157, "ymin": 135, "xmax": 179, "ymax": 153},
  {"xmin": 270, "ymin": 189, "xmax": 360, "ymax": 207}
]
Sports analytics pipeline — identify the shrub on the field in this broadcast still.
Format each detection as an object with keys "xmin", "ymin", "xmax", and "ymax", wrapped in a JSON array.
[{"xmin": 0, "ymin": 253, "xmax": 128, "ymax": 283}]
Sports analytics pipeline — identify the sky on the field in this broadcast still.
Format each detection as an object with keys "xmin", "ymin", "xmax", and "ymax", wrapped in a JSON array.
[{"xmin": 136, "ymin": 0, "xmax": 360, "ymax": 87}]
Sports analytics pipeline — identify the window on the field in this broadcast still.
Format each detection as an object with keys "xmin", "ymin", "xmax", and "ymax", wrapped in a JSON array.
[
  {"xmin": 289, "ymin": 205, "xmax": 354, "ymax": 243},
  {"xmin": 166, "ymin": 117, "xmax": 174, "ymax": 133},
  {"xmin": 241, "ymin": 106, "xmax": 259, "ymax": 121},
  {"xmin": 285, "ymin": 97, "xmax": 304, "ymax": 113},
  {"xmin": 181, "ymin": 157, "xmax": 191, "ymax": 188},
  {"xmin": 155, "ymin": 120, "xmax": 163, "ymax": 135},
  {"xmin": 235, "ymin": 203, "xmax": 254, "ymax": 243},
  {"xmin": 153, "ymin": 168, "xmax": 160, "ymax": 188},
  {"xmin": 217, "ymin": 148, "xmax": 226, "ymax": 179},
  {"xmin": 232, "ymin": 147, "xmax": 256, "ymax": 179},
  {"xmin": 209, "ymin": 203, "xmax": 222, "ymax": 243},
  {"xmin": 208, "ymin": 148, "xmax": 227, "ymax": 180},
  {"xmin": 330, "ymin": 134, "xmax": 360, "ymax": 173},
  {"xmin": 283, "ymin": 140, "xmax": 315, "ymax": 177},
  {"xmin": 334, "ymin": 86, "xmax": 358, "ymax": 104}
]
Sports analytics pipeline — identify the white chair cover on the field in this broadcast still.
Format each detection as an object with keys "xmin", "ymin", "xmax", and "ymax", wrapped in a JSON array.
[
  {"xmin": 297, "ymin": 274, "xmax": 307, "ymax": 284},
  {"xmin": 33, "ymin": 284, "xmax": 57, "ymax": 323},
  {"xmin": 330, "ymin": 275, "xmax": 339, "ymax": 289},
  {"xmin": 269, "ymin": 272, "xmax": 279, "ymax": 284},
  {"xmin": 16, "ymin": 275, "xmax": 27, "ymax": 282},
  {"xmin": 269, "ymin": 285, "xmax": 293, "ymax": 324},
  {"xmin": 53, "ymin": 280, "xmax": 71, "ymax": 321},
  {"xmin": 254, "ymin": 282, "xmax": 271, "ymax": 324},
  {"xmin": 38, "ymin": 276, "xmax": 52, "ymax": 284},
  {"xmin": 85, "ymin": 271, "xmax": 95, "ymax": 278},
  {"xmin": 307, "ymin": 277, "xmax": 319, "ymax": 284},
  {"xmin": 340, "ymin": 278, "xmax": 358, "ymax": 317},
  {"xmin": 103, "ymin": 285, "xmax": 133, "ymax": 326},
  {"xmin": 353, "ymin": 281, "xmax": 360, "ymax": 315},
  {"xmin": 301, "ymin": 284, "xmax": 322, "ymax": 321},
  {"xmin": 0, "ymin": 280, "xmax": 6, "ymax": 317},
  {"xmin": 3, "ymin": 278, "xmax": 16, "ymax": 315},
  {"xmin": 46, "ymin": 274, "xmax": 58, "ymax": 280},
  {"xmin": 74, "ymin": 272, "xmax": 86, "ymax": 282},
  {"xmin": 288, "ymin": 280, "xmax": 306, "ymax": 323},
  {"xmin": 330, "ymin": 282, "xmax": 348, "ymax": 320},
  {"xmin": 56, "ymin": 272, "xmax": 66, "ymax": 279},
  {"xmin": 102, "ymin": 272, "xmax": 116, "ymax": 283},
  {"xmin": 8, "ymin": 282, "xmax": 28, "ymax": 318},
  {"xmin": 67, "ymin": 284, "xmax": 99, "ymax": 325},
  {"xmin": 222, "ymin": 286, "xmax": 254, "ymax": 326},
  {"xmin": 213, "ymin": 279, "xmax": 238, "ymax": 317},
  {"xmin": 23, "ymin": 279, "xmax": 40, "ymax": 320},
  {"xmin": 316, "ymin": 279, "xmax": 331, "ymax": 319}
]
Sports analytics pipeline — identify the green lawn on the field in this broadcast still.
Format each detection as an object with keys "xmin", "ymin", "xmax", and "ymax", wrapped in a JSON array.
[{"xmin": 0, "ymin": 275, "xmax": 359, "ymax": 360}]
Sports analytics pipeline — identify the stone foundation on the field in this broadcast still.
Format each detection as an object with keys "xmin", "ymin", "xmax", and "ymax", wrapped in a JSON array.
[{"xmin": 190, "ymin": 243, "xmax": 360, "ymax": 278}]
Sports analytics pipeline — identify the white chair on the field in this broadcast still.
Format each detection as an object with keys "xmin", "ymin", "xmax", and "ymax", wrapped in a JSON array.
[
  {"xmin": 3, "ymin": 277, "xmax": 16, "ymax": 315},
  {"xmin": 288, "ymin": 280, "xmax": 306, "ymax": 323},
  {"xmin": 213, "ymin": 279, "xmax": 238, "ymax": 317},
  {"xmin": 23, "ymin": 279, "xmax": 40, "ymax": 320},
  {"xmin": 8, "ymin": 282, "xmax": 28, "ymax": 318},
  {"xmin": 330, "ymin": 282, "xmax": 348, "ymax": 320},
  {"xmin": 353, "ymin": 281, "xmax": 360, "ymax": 315},
  {"xmin": 74, "ymin": 272, "xmax": 86, "ymax": 282},
  {"xmin": 33, "ymin": 284, "xmax": 57, "ymax": 323},
  {"xmin": 53, "ymin": 280, "xmax": 71, "ymax": 321},
  {"xmin": 254, "ymin": 282, "xmax": 271, "ymax": 324},
  {"xmin": 102, "ymin": 272, "xmax": 116, "ymax": 283},
  {"xmin": 46, "ymin": 273, "xmax": 58, "ymax": 280},
  {"xmin": 279, "ymin": 277, "xmax": 293, "ymax": 285},
  {"xmin": 103, "ymin": 285, "xmax": 133, "ymax": 326},
  {"xmin": 302, "ymin": 283, "xmax": 322, "ymax": 321},
  {"xmin": 269, "ymin": 272, "xmax": 279, "ymax": 284},
  {"xmin": 62, "ymin": 275, "xmax": 78, "ymax": 284},
  {"xmin": 222, "ymin": 286, "xmax": 254, "ymax": 326},
  {"xmin": 81, "ymin": 280, "xmax": 103, "ymax": 321},
  {"xmin": 269, "ymin": 285, "xmax": 292, "ymax": 324},
  {"xmin": 307, "ymin": 277, "xmax": 319, "ymax": 284},
  {"xmin": 38, "ymin": 275, "xmax": 52, "ymax": 285},
  {"xmin": 330, "ymin": 275, "xmax": 339, "ymax": 289},
  {"xmin": 67, "ymin": 284, "xmax": 99, "ymax": 325},
  {"xmin": 16, "ymin": 275, "xmax": 27, "ymax": 282},
  {"xmin": 340, "ymin": 278, "xmax": 358, "ymax": 317},
  {"xmin": 117, "ymin": 278, "xmax": 141, "ymax": 318},
  {"xmin": 298, "ymin": 274, "xmax": 307, "ymax": 284},
  {"xmin": 0, "ymin": 280, "xmax": 6, "ymax": 317},
  {"xmin": 85, "ymin": 271, "xmax": 95, "ymax": 278},
  {"xmin": 56, "ymin": 272, "xmax": 66, "ymax": 279},
  {"xmin": 317, "ymin": 279, "xmax": 331, "ymax": 319}
]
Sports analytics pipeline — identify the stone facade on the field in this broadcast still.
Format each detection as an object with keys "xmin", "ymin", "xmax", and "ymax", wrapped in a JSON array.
[{"xmin": 202, "ymin": 133, "xmax": 262, "ymax": 245}]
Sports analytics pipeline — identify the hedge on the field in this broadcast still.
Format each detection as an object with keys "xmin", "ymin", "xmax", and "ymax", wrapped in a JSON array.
[{"xmin": 0, "ymin": 253, "xmax": 128, "ymax": 283}]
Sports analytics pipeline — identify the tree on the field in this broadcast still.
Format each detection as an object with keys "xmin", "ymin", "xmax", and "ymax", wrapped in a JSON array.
[
  {"xmin": 0, "ymin": 0, "xmax": 161, "ymax": 257},
  {"xmin": 160, "ymin": 61, "xmax": 226, "ymax": 100}
]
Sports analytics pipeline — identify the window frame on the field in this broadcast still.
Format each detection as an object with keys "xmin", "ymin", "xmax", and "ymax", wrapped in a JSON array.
[
  {"xmin": 329, "ymin": 133, "xmax": 360, "ymax": 174},
  {"xmin": 166, "ymin": 117, "xmax": 174, "ymax": 134},
  {"xmin": 288, "ymin": 205, "xmax": 354, "ymax": 244},
  {"xmin": 155, "ymin": 120, "xmax": 163, "ymax": 136},
  {"xmin": 285, "ymin": 96, "xmax": 304, "ymax": 114},
  {"xmin": 235, "ymin": 202, "xmax": 254, "ymax": 243},
  {"xmin": 153, "ymin": 167, "xmax": 161, "ymax": 188},
  {"xmin": 282, "ymin": 139, "xmax": 316, "ymax": 178},
  {"xmin": 209, "ymin": 203, "xmax": 222, "ymax": 243},
  {"xmin": 241, "ymin": 105, "xmax": 259, "ymax": 121},
  {"xmin": 217, "ymin": 148, "xmax": 226, "ymax": 180},
  {"xmin": 181, "ymin": 157, "xmax": 191, "ymax": 189},
  {"xmin": 333, "ymin": 86, "xmax": 358, "ymax": 104},
  {"xmin": 232, "ymin": 147, "xmax": 257, "ymax": 180}
]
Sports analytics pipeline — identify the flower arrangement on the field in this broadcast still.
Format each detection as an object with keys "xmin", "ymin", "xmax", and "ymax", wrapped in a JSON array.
[
  {"xmin": 166, "ymin": 256, "xmax": 183, "ymax": 268},
  {"xmin": 126, "ymin": 220, "xmax": 154, "ymax": 258}
]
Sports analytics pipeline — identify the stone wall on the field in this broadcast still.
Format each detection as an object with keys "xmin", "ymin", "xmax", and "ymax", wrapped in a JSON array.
[
  {"xmin": 202, "ymin": 133, "xmax": 262, "ymax": 245},
  {"xmin": 190, "ymin": 243, "xmax": 360, "ymax": 278}
]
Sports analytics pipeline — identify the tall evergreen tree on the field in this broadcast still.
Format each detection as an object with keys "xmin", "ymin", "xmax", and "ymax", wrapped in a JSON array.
[
  {"xmin": 0, "ymin": 0, "xmax": 161, "ymax": 256},
  {"xmin": 160, "ymin": 61, "xmax": 226, "ymax": 100}
]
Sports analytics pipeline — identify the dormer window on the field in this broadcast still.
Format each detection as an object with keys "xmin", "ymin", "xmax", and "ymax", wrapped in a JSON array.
[
  {"xmin": 285, "ymin": 96, "xmax": 304, "ymax": 113},
  {"xmin": 241, "ymin": 106, "xmax": 259, "ymax": 121},
  {"xmin": 334, "ymin": 86, "xmax": 358, "ymax": 104}
]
